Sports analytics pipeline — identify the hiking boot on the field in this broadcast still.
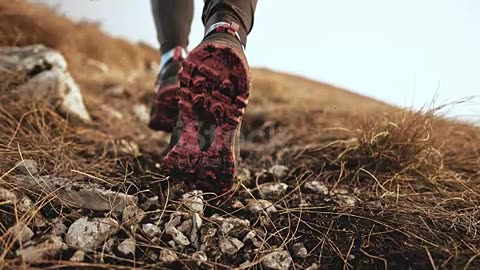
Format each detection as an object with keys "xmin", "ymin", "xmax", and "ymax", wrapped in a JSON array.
[
  {"xmin": 162, "ymin": 22, "xmax": 250, "ymax": 193},
  {"xmin": 148, "ymin": 46, "xmax": 187, "ymax": 132}
]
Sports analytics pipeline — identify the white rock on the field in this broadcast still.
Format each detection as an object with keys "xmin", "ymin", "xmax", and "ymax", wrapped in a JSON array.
[
  {"xmin": 243, "ymin": 230, "xmax": 257, "ymax": 242},
  {"xmin": 101, "ymin": 104, "xmax": 124, "ymax": 120},
  {"xmin": 122, "ymin": 205, "xmax": 145, "ymax": 225},
  {"xmin": 159, "ymin": 249, "xmax": 178, "ymax": 263},
  {"xmin": 237, "ymin": 168, "xmax": 252, "ymax": 185},
  {"xmin": 118, "ymin": 238, "xmax": 136, "ymax": 256},
  {"xmin": 166, "ymin": 226, "xmax": 190, "ymax": 246},
  {"xmin": 292, "ymin": 243, "xmax": 308, "ymax": 258},
  {"xmin": 190, "ymin": 213, "xmax": 202, "ymax": 248},
  {"xmin": 178, "ymin": 219, "xmax": 193, "ymax": 234},
  {"xmin": 16, "ymin": 234, "xmax": 63, "ymax": 262},
  {"xmin": 103, "ymin": 237, "xmax": 116, "ymax": 254},
  {"xmin": 66, "ymin": 217, "xmax": 119, "ymax": 250},
  {"xmin": 200, "ymin": 227, "xmax": 217, "ymax": 246},
  {"xmin": 133, "ymin": 104, "xmax": 150, "ymax": 124},
  {"xmin": 247, "ymin": 199, "xmax": 277, "ymax": 214},
  {"xmin": 0, "ymin": 188, "xmax": 46, "ymax": 227},
  {"xmin": 252, "ymin": 237, "xmax": 263, "ymax": 248},
  {"xmin": 140, "ymin": 195, "xmax": 159, "ymax": 211},
  {"xmin": 334, "ymin": 195, "xmax": 357, "ymax": 207},
  {"xmin": 165, "ymin": 215, "xmax": 182, "ymax": 231},
  {"xmin": 167, "ymin": 240, "xmax": 176, "ymax": 248},
  {"xmin": 219, "ymin": 237, "xmax": 244, "ymax": 255},
  {"xmin": 0, "ymin": 188, "xmax": 18, "ymax": 205},
  {"xmin": 145, "ymin": 249, "xmax": 159, "ymax": 261},
  {"xmin": 304, "ymin": 180, "xmax": 329, "ymax": 195},
  {"xmin": 182, "ymin": 190, "xmax": 204, "ymax": 213},
  {"xmin": 240, "ymin": 260, "xmax": 253, "ymax": 268},
  {"xmin": 306, "ymin": 263, "xmax": 320, "ymax": 270},
  {"xmin": 11, "ymin": 223, "xmax": 34, "ymax": 243},
  {"xmin": 12, "ymin": 175, "xmax": 137, "ymax": 212},
  {"xmin": 261, "ymin": 250, "xmax": 293, "ymax": 270},
  {"xmin": 332, "ymin": 188, "xmax": 349, "ymax": 195},
  {"xmin": 192, "ymin": 251, "xmax": 208, "ymax": 266},
  {"xmin": 116, "ymin": 139, "xmax": 141, "ymax": 157},
  {"xmin": 0, "ymin": 187, "xmax": 33, "ymax": 213},
  {"xmin": 0, "ymin": 45, "xmax": 91, "ymax": 122},
  {"xmin": 51, "ymin": 217, "xmax": 67, "ymax": 236},
  {"xmin": 70, "ymin": 250, "xmax": 85, "ymax": 262},
  {"xmin": 211, "ymin": 214, "xmax": 250, "ymax": 235},
  {"xmin": 258, "ymin": 182, "xmax": 288, "ymax": 199},
  {"xmin": 142, "ymin": 223, "xmax": 161, "ymax": 238},
  {"xmin": 231, "ymin": 200, "xmax": 245, "ymax": 209},
  {"xmin": 105, "ymin": 85, "xmax": 126, "ymax": 97},
  {"xmin": 268, "ymin": 165, "xmax": 289, "ymax": 178},
  {"xmin": 15, "ymin": 159, "xmax": 38, "ymax": 175}
]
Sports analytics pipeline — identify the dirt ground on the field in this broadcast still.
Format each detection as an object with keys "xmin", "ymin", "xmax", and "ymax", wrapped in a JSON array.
[{"xmin": 0, "ymin": 1, "xmax": 479, "ymax": 269}]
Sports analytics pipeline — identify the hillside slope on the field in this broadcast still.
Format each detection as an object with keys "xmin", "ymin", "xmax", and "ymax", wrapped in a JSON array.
[{"xmin": 0, "ymin": 1, "xmax": 479, "ymax": 270}]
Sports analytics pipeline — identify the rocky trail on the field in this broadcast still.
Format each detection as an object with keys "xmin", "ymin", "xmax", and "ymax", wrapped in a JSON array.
[{"xmin": 0, "ymin": 1, "xmax": 479, "ymax": 269}]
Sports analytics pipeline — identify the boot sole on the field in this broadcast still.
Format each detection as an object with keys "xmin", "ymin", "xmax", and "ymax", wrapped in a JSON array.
[
  {"xmin": 162, "ymin": 41, "xmax": 250, "ymax": 192},
  {"xmin": 148, "ymin": 78, "xmax": 179, "ymax": 132}
]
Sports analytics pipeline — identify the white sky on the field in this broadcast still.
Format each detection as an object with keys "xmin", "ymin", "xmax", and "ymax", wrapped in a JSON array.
[{"xmin": 35, "ymin": 0, "xmax": 479, "ymax": 123}]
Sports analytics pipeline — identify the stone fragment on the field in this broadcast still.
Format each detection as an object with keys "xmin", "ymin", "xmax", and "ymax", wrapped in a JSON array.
[
  {"xmin": 166, "ymin": 226, "xmax": 190, "ymax": 246},
  {"xmin": 237, "ymin": 168, "xmax": 252, "ymax": 185},
  {"xmin": 118, "ymin": 238, "xmax": 136, "ymax": 256},
  {"xmin": 13, "ymin": 175, "xmax": 137, "ymax": 212},
  {"xmin": 258, "ymin": 182, "xmax": 288, "ymax": 199},
  {"xmin": 211, "ymin": 214, "xmax": 250, "ymax": 235},
  {"xmin": 159, "ymin": 249, "xmax": 178, "ymax": 263},
  {"xmin": 178, "ymin": 219, "xmax": 193, "ymax": 234},
  {"xmin": 133, "ymin": 104, "xmax": 150, "ymax": 124},
  {"xmin": 122, "ymin": 205, "xmax": 145, "ymax": 225},
  {"xmin": 243, "ymin": 230, "xmax": 257, "ymax": 242},
  {"xmin": 220, "ymin": 237, "xmax": 244, "ymax": 255},
  {"xmin": 304, "ymin": 180, "xmax": 329, "ymax": 195},
  {"xmin": 182, "ymin": 190, "xmax": 204, "ymax": 213},
  {"xmin": 140, "ymin": 195, "xmax": 159, "ymax": 211},
  {"xmin": 105, "ymin": 85, "xmax": 126, "ymax": 97},
  {"xmin": 51, "ymin": 217, "xmax": 68, "ymax": 236},
  {"xmin": 261, "ymin": 250, "xmax": 293, "ymax": 270},
  {"xmin": 66, "ymin": 217, "xmax": 119, "ymax": 250},
  {"xmin": 231, "ymin": 200, "xmax": 245, "ymax": 209},
  {"xmin": 142, "ymin": 223, "xmax": 161, "ymax": 238},
  {"xmin": 247, "ymin": 199, "xmax": 277, "ymax": 214},
  {"xmin": 10, "ymin": 223, "xmax": 34, "ymax": 243},
  {"xmin": 268, "ymin": 165, "xmax": 289, "ymax": 178},
  {"xmin": 192, "ymin": 251, "xmax": 208, "ymax": 266},
  {"xmin": 15, "ymin": 159, "xmax": 38, "ymax": 175},
  {"xmin": 70, "ymin": 250, "xmax": 85, "ymax": 262},
  {"xmin": 145, "ymin": 249, "xmax": 159, "ymax": 261},
  {"xmin": 333, "ymin": 195, "xmax": 357, "ymax": 207},
  {"xmin": 292, "ymin": 242, "xmax": 308, "ymax": 258},
  {"xmin": 116, "ymin": 139, "xmax": 141, "ymax": 157},
  {"xmin": 16, "ymin": 234, "xmax": 63, "ymax": 262}
]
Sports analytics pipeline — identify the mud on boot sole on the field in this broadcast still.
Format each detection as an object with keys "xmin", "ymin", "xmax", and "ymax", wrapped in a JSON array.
[{"xmin": 162, "ymin": 41, "xmax": 250, "ymax": 192}]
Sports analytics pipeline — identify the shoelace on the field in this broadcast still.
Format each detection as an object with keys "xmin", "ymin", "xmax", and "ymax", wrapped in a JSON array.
[{"xmin": 205, "ymin": 22, "xmax": 244, "ymax": 50}]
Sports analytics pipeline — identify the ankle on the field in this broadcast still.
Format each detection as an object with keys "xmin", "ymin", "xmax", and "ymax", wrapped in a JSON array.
[
  {"xmin": 204, "ymin": 18, "xmax": 246, "ymax": 49},
  {"xmin": 159, "ymin": 46, "xmax": 187, "ymax": 73}
]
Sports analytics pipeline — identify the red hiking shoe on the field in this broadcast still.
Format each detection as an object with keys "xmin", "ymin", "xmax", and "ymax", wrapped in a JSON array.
[
  {"xmin": 162, "ymin": 23, "xmax": 250, "ymax": 193},
  {"xmin": 148, "ymin": 46, "xmax": 187, "ymax": 132}
]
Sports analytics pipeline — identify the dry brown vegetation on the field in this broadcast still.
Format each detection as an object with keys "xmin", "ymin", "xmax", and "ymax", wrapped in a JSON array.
[{"xmin": 0, "ymin": 1, "xmax": 479, "ymax": 269}]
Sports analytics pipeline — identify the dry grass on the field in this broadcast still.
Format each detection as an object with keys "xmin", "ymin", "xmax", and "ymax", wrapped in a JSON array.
[{"xmin": 0, "ymin": 1, "xmax": 479, "ymax": 269}]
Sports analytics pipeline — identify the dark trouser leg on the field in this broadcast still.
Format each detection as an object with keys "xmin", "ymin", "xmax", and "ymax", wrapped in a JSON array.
[
  {"xmin": 151, "ymin": 0, "xmax": 194, "ymax": 54},
  {"xmin": 202, "ymin": 0, "xmax": 258, "ymax": 47}
]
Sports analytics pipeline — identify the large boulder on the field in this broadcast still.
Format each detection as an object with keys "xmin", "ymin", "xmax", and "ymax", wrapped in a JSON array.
[{"xmin": 0, "ymin": 45, "xmax": 91, "ymax": 122}]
